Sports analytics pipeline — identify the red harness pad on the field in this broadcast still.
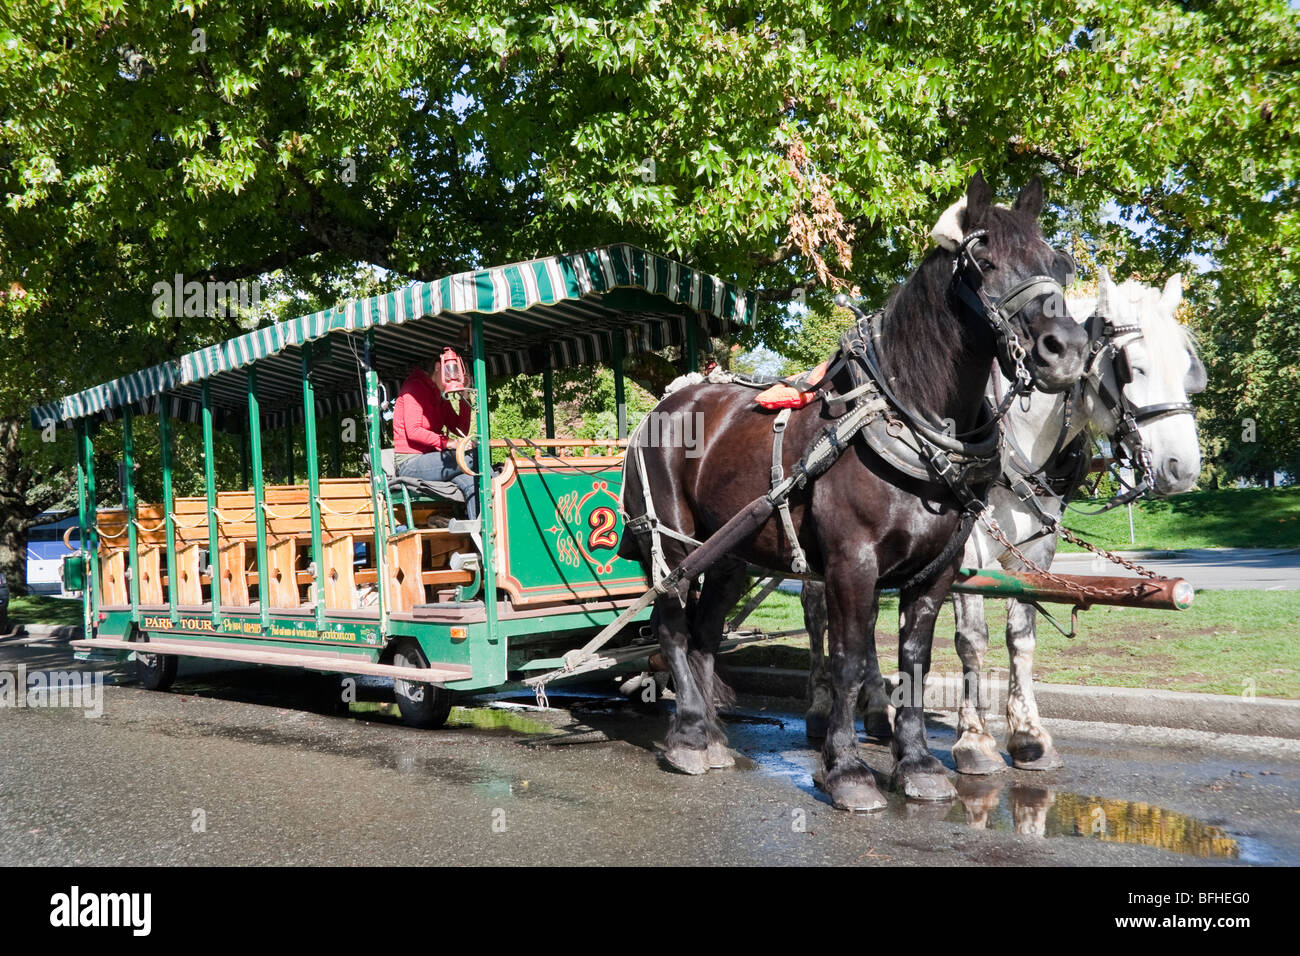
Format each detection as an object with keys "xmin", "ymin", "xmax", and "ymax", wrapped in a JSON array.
[{"xmin": 755, "ymin": 360, "xmax": 828, "ymax": 409}]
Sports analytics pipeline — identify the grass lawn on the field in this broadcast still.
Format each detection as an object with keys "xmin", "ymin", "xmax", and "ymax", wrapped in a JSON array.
[
  {"xmin": 1058, "ymin": 485, "xmax": 1300, "ymax": 552},
  {"xmin": 6, "ymin": 594, "xmax": 82, "ymax": 628},
  {"xmin": 727, "ymin": 589, "xmax": 1300, "ymax": 700}
]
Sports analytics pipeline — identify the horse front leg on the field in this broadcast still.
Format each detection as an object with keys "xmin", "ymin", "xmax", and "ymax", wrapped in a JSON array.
[
  {"xmin": 892, "ymin": 572, "xmax": 958, "ymax": 801},
  {"xmin": 1004, "ymin": 598, "xmax": 1063, "ymax": 770},
  {"xmin": 950, "ymin": 593, "xmax": 1006, "ymax": 774},
  {"xmin": 819, "ymin": 564, "xmax": 887, "ymax": 811}
]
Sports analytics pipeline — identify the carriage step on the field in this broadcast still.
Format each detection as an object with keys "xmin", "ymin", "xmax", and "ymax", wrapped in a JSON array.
[{"xmin": 69, "ymin": 637, "xmax": 472, "ymax": 684}]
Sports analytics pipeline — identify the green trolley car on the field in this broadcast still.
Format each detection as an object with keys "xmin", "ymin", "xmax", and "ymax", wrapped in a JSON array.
[{"xmin": 35, "ymin": 244, "xmax": 755, "ymax": 726}]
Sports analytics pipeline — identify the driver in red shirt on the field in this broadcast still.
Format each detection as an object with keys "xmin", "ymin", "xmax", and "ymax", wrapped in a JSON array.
[{"xmin": 393, "ymin": 356, "xmax": 478, "ymax": 518}]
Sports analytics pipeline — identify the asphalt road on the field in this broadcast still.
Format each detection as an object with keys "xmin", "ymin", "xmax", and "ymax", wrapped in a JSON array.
[
  {"xmin": 1051, "ymin": 548, "xmax": 1300, "ymax": 590},
  {"xmin": 1, "ymin": 639, "xmax": 1296, "ymax": 867}
]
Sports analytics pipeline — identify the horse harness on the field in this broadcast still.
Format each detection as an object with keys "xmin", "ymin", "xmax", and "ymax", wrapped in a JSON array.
[
  {"xmin": 997, "ymin": 306, "xmax": 1199, "ymax": 543},
  {"xmin": 625, "ymin": 229, "xmax": 1069, "ymax": 588}
]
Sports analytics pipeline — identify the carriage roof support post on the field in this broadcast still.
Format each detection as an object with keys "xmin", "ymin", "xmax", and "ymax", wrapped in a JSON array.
[
  {"xmin": 247, "ymin": 368, "xmax": 271, "ymax": 628},
  {"xmin": 301, "ymin": 344, "xmax": 325, "ymax": 629},
  {"xmin": 75, "ymin": 420, "xmax": 99, "ymax": 635},
  {"xmin": 613, "ymin": 332, "xmax": 627, "ymax": 440},
  {"xmin": 542, "ymin": 366, "xmax": 555, "ymax": 440},
  {"xmin": 471, "ymin": 314, "xmax": 498, "ymax": 633},
  {"xmin": 684, "ymin": 315, "xmax": 699, "ymax": 373},
  {"xmin": 363, "ymin": 330, "xmax": 389, "ymax": 632},
  {"xmin": 122, "ymin": 408, "xmax": 141, "ymax": 622},
  {"xmin": 201, "ymin": 384, "xmax": 222, "ymax": 623},
  {"xmin": 159, "ymin": 399, "xmax": 179, "ymax": 623}
]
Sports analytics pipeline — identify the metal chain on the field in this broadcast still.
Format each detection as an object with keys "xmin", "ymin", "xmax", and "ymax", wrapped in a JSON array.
[{"xmin": 977, "ymin": 509, "xmax": 1160, "ymax": 604}]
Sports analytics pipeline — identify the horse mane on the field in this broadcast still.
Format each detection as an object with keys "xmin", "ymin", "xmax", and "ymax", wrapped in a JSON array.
[{"xmin": 871, "ymin": 203, "xmax": 1044, "ymax": 416}]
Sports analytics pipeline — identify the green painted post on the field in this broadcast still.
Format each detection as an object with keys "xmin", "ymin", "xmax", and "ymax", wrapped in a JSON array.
[
  {"xmin": 75, "ymin": 421, "xmax": 95, "ymax": 634},
  {"xmin": 86, "ymin": 421, "xmax": 102, "ymax": 626},
  {"xmin": 201, "ymin": 384, "xmax": 222, "ymax": 623},
  {"xmin": 612, "ymin": 332, "xmax": 627, "ymax": 440},
  {"xmin": 122, "ymin": 409, "xmax": 141, "ymax": 620},
  {"xmin": 302, "ymin": 345, "xmax": 325, "ymax": 628},
  {"xmin": 331, "ymin": 413, "xmax": 343, "ymax": 478},
  {"xmin": 685, "ymin": 317, "xmax": 699, "ymax": 373},
  {"xmin": 159, "ymin": 399, "xmax": 179, "ymax": 622},
  {"xmin": 247, "ymin": 368, "xmax": 270, "ymax": 627},
  {"xmin": 363, "ymin": 331, "xmax": 389, "ymax": 631},
  {"xmin": 472, "ymin": 315, "xmax": 497, "ymax": 635},
  {"xmin": 542, "ymin": 367, "xmax": 555, "ymax": 439}
]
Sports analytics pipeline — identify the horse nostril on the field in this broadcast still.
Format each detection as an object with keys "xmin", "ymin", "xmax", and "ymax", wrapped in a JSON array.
[
  {"xmin": 1166, "ymin": 457, "xmax": 1186, "ymax": 482},
  {"xmin": 1040, "ymin": 334, "xmax": 1064, "ymax": 358}
]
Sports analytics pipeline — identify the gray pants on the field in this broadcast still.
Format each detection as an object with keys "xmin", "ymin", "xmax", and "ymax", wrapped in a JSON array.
[{"xmin": 396, "ymin": 449, "xmax": 479, "ymax": 519}]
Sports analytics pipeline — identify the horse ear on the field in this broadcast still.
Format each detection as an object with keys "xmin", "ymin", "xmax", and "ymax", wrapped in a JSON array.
[
  {"xmin": 1096, "ymin": 266, "xmax": 1113, "ymax": 318},
  {"xmin": 965, "ymin": 171, "xmax": 992, "ymax": 225},
  {"xmin": 1013, "ymin": 176, "xmax": 1045, "ymax": 218},
  {"xmin": 1162, "ymin": 273, "xmax": 1183, "ymax": 315}
]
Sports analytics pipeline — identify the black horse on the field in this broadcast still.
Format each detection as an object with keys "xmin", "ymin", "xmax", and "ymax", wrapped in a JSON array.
[{"xmin": 619, "ymin": 174, "xmax": 1089, "ymax": 810}]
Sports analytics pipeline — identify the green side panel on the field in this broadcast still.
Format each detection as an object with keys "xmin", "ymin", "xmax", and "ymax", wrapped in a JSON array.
[
  {"xmin": 495, "ymin": 462, "xmax": 649, "ymax": 606},
  {"xmin": 62, "ymin": 554, "xmax": 87, "ymax": 591}
]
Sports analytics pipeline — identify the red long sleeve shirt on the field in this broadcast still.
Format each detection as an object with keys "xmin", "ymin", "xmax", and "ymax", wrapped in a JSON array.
[{"xmin": 393, "ymin": 368, "xmax": 472, "ymax": 454}]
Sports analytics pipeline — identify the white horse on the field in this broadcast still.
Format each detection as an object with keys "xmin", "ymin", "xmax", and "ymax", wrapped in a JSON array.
[{"xmin": 803, "ymin": 268, "xmax": 1206, "ymax": 773}]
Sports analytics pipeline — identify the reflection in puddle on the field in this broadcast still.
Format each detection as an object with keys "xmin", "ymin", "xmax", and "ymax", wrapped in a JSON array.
[{"xmin": 946, "ymin": 781, "xmax": 1239, "ymax": 859}]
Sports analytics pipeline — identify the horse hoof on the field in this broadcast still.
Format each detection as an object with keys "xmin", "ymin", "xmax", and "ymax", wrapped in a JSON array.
[
  {"xmin": 805, "ymin": 712, "xmax": 829, "ymax": 740},
  {"xmin": 953, "ymin": 736, "xmax": 1007, "ymax": 775},
  {"xmin": 707, "ymin": 741, "xmax": 736, "ymax": 769},
  {"xmin": 864, "ymin": 711, "xmax": 893, "ymax": 739},
  {"xmin": 895, "ymin": 771, "xmax": 957, "ymax": 802},
  {"xmin": 829, "ymin": 778, "xmax": 887, "ymax": 812},
  {"xmin": 1011, "ymin": 748, "xmax": 1064, "ymax": 771},
  {"xmin": 664, "ymin": 746, "xmax": 710, "ymax": 775},
  {"xmin": 1008, "ymin": 734, "xmax": 1064, "ymax": 771}
]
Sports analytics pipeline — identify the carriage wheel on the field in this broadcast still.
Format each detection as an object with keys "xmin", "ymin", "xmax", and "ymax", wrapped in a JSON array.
[
  {"xmin": 135, "ymin": 638, "xmax": 178, "ymax": 692},
  {"xmin": 391, "ymin": 639, "xmax": 454, "ymax": 729}
]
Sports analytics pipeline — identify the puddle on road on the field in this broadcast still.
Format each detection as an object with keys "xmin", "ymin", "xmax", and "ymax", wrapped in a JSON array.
[{"xmin": 723, "ymin": 708, "xmax": 1245, "ymax": 861}]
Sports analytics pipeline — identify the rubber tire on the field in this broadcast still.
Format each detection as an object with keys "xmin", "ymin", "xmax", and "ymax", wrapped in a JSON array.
[
  {"xmin": 136, "ymin": 641, "xmax": 178, "ymax": 692},
  {"xmin": 392, "ymin": 640, "xmax": 454, "ymax": 729}
]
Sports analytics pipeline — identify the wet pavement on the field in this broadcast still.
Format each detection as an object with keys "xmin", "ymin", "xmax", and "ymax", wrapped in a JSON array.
[{"xmin": 1, "ymin": 640, "xmax": 1297, "ymax": 866}]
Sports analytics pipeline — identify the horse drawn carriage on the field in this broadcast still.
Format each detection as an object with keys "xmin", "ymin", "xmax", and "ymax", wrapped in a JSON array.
[{"xmin": 38, "ymin": 176, "xmax": 1203, "ymax": 809}]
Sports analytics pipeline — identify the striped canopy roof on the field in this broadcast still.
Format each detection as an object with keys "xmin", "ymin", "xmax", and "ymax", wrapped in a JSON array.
[{"xmin": 31, "ymin": 244, "xmax": 756, "ymax": 430}]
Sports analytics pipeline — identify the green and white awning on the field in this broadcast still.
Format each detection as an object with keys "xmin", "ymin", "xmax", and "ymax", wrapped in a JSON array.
[{"xmin": 31, "ymin": 244, "xmax": 757, "ymax": 429}]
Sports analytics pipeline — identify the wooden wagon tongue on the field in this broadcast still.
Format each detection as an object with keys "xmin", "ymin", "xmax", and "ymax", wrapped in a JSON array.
[{"xmin": 953, "ymin": 567, "xmax": 1194, "ymax": 611}]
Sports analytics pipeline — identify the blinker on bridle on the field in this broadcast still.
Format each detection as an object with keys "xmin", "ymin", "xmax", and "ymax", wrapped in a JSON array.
[
  {"xmin": 1084, "ymin": 313, "xmax": 1197, "ymax": 504},
  {"xmin": 950, "ymin": 228, "xmax": 1069, "ymax": 389}
]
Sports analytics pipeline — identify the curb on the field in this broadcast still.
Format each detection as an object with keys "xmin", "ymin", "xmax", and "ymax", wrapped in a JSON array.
[
  {"xmin": 721, "ymin": 666, "xmax": 1300, "ymax": 740},
  {"xmin": 1, "ymin": 624, "xmax": 84, "ymax": 643}
]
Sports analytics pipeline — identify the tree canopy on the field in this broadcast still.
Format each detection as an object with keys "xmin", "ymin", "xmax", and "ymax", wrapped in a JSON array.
[{"xmin": 0, "ymin": 0, "xmax": 1296, "ymax": 582}]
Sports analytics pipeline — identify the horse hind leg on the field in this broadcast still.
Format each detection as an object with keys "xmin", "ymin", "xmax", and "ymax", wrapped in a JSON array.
[
  {"xmin": 652, "ymin": 582, "xmax": 712, "ymax": 775},
  {"xmin": 805, "ymin": 580, "xmax": 892, "ymax": 739},
  {"xmin": 950, "ymin": 593, "xmax": 1007, "ymax": 774},
  {"xmin": 802, "ymin": 580, "xmax": 834, "ymax": 740},
  {"xmin": 690, "ymin": 558, "xmax": 749, "ymax": 769}
]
